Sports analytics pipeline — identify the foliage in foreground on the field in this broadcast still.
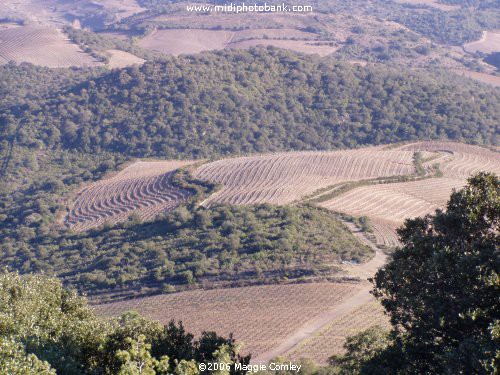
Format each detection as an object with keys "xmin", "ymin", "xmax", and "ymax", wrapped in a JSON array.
[
  {"xmin": 337, "ymin": 173, "xmax": 499, "ymax": 374},
  {"xmin": 0, "ymin": 271, "xmax": 249, "ymax": 374}
]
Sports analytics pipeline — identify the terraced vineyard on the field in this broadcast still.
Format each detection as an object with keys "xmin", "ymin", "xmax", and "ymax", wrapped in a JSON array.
[
  {"xmin": 65, "ymin": 161, "xmax": 194, "ymax": 231},
  {"xmin": 94, "ymin": 283, "xmax": 360, "ymax": 358},
  {"xmin": 66, "ymin": 142, "xmax": 499, "ymax": 247},
  {"xmin": 0, "ymin": 25, "xmax": 99, "ymax": 67},
  {"xmin": 191, "ymin": 141, "xmax": 499, "ymax": 248},
  {"xmin": 318, "ymin": 142, "xmax": 500, "ymax": 247},
  {"xmin": 399, "ymin": 141, "xmax": 500, "ymax": 178},
  {"xmin": 320, "ymin": 177, "xmax": 467, "ymax": 225},
  {"xmin": 193, "ymin": 149, "xmax": 416, "ymax": 206},
  {"xmin": 371, "ymin": 219, "xmax": 401, "ymax": 249}
]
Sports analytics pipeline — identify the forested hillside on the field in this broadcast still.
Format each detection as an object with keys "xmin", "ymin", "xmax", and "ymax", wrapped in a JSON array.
[
  {"xmin": 1, "ymin": 48, "xmax": 499, "ymax": 163},
  {"xmin": 0, "ymin": 48, "xmax": 498, "ymax": 301},
  {"xmin": 0, "ymin": 202, "xmax": 371, "ymax": 299}
]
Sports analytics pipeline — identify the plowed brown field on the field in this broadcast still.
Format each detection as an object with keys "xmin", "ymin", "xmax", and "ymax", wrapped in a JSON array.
[
  {"xmin": 319, "ymin": 142, "xmax": 500, "ymax": 247},
  {"xmin": 0, "ymin": 25, "xmax": 100, "ymax": 67},
  {"xmin": 65, "ymin": 161, "xmax": 195, "ymax": 231},
  {"xmin": 193, "ymin": 148, "xmax": 416, "ymax": 206},
  {"xmin": 285, "ymin": 300, "xmax": 390, "ymax": 364},
  {"xmin": 94, "ymin": 283, "xmax": 361, "ymax": 358}
]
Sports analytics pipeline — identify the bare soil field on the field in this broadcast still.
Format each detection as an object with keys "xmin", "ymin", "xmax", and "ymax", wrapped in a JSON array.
[
  {"xmin": 0, "ymin": 25, "xmax": 100, "ymax": 67},
  {"xmin": 464, "ymin": 30, "xmax": 500, "ymax": 54},
  {"xmin": 138, "ymin": 27, "xmax": 334, "ymax": 56},
  {"xmin": 106, "ymin": 49, "xmax": 145, "ymax": 68},
  {"xmin": 319, "ymin": 142, "xmax": 499, "ymax": 247},
  {"xmin": 94, "ymin": 283, "xmax": 361, "ymax": 358},
  {"xmin": 453, "ymin": 69, "xmax": 500, "ymax": 87},
  {"xmin": 319, "ymin": 177, "xmax": 467, "ymax": 226},
  {"xmin": 139, "ymin": 29, "xmax": 234, "ymax": 55},
  {"xmin": 371, "ymin": 219, "xmax": 401, "ymax": 249},
  {"xmin": 96, "ymin": 0, "xmax": 146, "ymax": 21},
  {"xmin": 392, "ymin": 0, "xmax": 460, "ymax": 11},
  {"xmin": 193, "ymin": 148, "xmax": 417, "ymax": 206},
  {"xmin": 285, "ymin": 300, "xmax": 390, "ymax": 364},
  {"xmin": 65, "ymin": 160, "xmax": 195, "ymax": 231}
]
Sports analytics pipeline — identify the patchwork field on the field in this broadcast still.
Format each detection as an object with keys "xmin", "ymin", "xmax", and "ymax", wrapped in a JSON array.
[
  {"xmin": 464, "ymin": 30, "xmax": 500, "ymax": 54},
  {"xmin": 65, "ymin": 160, "xmax": 194, "ymax": 231},
  {"xmin": 106, "ymin": 49, "xmax": 145, "ymax": 68},
  {"xmin": 392, "ymin": 0, "xmax": 460, "ymax": 11},
  {"xmin": 191, "ymin": 141, "xmax": 499, "ymax": 248},
  {"xmin": 0, "ymin": 25, "xmax": 100, "ymax": 67},
  {"xmin": 319, "ymin": 142, "xmax": 500, "ymax": 247},
  {"xmin": 285, "ymin": 300, "xmax": 390, "ymax": 364},
  {"xmin": 66, "ymin": 142, "xmax": 499, "ymax": 250},
  {"xmin": 139, "ymin": 29, "xmax": 234, "ymax": 56},
  {"xmin": 193, "ymin": 148, "xmax": 416, "ymax": 206},
  {"xmin": 94, "ymin": 283, "xmax": 362, "ymax": 358},
  {"xmin": 137, "ymin": 27, "xmax": 335, "ymax": 56}
]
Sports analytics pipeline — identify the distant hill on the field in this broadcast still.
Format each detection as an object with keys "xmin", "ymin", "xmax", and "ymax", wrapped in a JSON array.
[{"xmin": 2, "ymin": 48, "xmax": 498, "ymax": 162}]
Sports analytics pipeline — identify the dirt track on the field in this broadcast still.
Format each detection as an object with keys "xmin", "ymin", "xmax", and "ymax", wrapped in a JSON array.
[{"xmin": 253, "ymin": 222, "xmax": 386, "ymax": 364}]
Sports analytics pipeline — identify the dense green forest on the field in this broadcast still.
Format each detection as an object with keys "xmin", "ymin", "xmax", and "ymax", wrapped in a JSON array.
[
  {"xmin": 1, "ymin": 48, "xmax": 498, "ymax": 163},
  {"xmin": 1, "ymin": 202, "xmax": 370, "ymax": 300}
]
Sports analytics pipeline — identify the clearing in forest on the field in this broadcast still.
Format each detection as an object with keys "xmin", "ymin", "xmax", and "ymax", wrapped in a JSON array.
[
  {"xmin": 0, "ymin": 25, "xmax": 100, "ymax": 67},
  {"xmin": 106, "ymin": 49, "xmax": 145, "ymax": 68},
  {"xmin": 65, "ymin": 160, "xmax": 195, "ymax": 231},
  {"xmin": 138, "ymin": 29, "xmax": 234, "ymax": 56},
  {"xmin": 464, "ymin": 30, "xmax": 500, "ymax": 54}
]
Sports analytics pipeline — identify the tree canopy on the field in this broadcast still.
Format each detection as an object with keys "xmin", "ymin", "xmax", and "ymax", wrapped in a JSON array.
[
  {"xmin": 2, "ymin": 48, "xmax": 498, "ymax": 165},
  {"xmin": 0, "ymin": 271, "xmax": 249, "ymax": 374},
  {"xmin": 348, "ymin": 173, "xmax": 500, "ymax": 374}
]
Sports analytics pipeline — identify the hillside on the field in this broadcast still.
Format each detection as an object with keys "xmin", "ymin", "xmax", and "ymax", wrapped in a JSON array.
[
  {"xmin": 317, "ymin": 142, "xmax": 500, "ymax": 245},
  {"xmin": 1, "ymin": 201, "xmax": 372, "ymax": 300},
  {"xmin": 1, "ymin": 49, "xmax": 498, "ymax": 167},
  {"xmin": 193, "ymin": 148, "xmax": 417, "ymax": 206}
]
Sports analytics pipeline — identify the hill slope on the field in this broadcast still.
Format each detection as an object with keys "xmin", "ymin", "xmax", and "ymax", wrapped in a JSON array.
[{"xmin": 2, "ymin": 48, "xmax": 498, "ymax": 164}]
